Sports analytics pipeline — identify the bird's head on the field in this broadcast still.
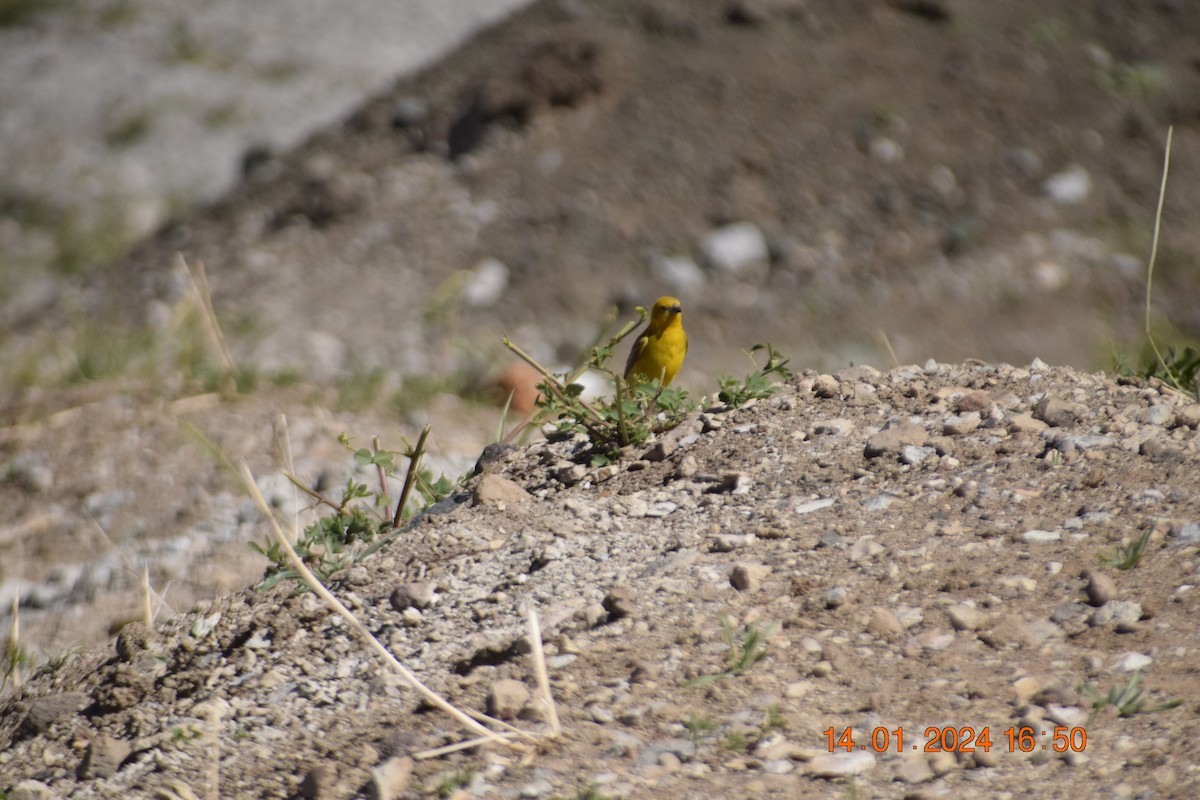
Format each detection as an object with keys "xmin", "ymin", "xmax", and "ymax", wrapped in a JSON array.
[{"xmin": 651, "ymin": 296, "xmax": 683, "ymax": 326}]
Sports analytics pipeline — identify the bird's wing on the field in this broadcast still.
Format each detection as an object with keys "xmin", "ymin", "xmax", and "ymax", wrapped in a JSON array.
[{"xmin": 624, "ymin": 333, "xmax": 649, "ymax": 378}]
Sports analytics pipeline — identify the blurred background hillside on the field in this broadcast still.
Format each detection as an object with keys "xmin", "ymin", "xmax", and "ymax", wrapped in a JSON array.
[{"xmin": 1, "ymin": 0, "xmax": 1199, "ymax": 656}]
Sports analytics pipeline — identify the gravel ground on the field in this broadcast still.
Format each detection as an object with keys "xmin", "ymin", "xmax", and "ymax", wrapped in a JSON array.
[{"xmin": 3, "ymin": 361, "xmax": 1199, "ymax": 798}]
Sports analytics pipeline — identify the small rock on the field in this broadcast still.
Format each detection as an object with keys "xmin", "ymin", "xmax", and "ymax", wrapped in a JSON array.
[
  {"xmin": 943, "ymin": 412, "xmax": 981, "ymax": 435},
  {"xmin": 807, "ymin": 751, "xmax": 876, "ymax": 778},
  {"xmin": 1020, "ymin": 529, "xmax": 1060, "ymax": 544},
  {"xmin": 1043, "ymin": 164, "xmax": 1091, "ymax": 204},
  {"xmin": 711, "ymin": 533, "xmax": 755, "ymax": 552},
  {"xmin": 651, "ymin": 254, "xmax": 706, "ymax": 295},
  {"xmin": 461, "ymin": 258, "xmax": 509, "ymax": 307},
  {"xmin": 899, "ymin": 445, "xmax": 934, "ymax": 466},
  {"xmin": 701, "ymin": 221, "xmax": 769, "ymax": 275},
  {"xmin": 17, "ymin": 692, "xmax": 90, "ymax": 738},
  {"xmin": 299, "ymin": 764, "xmax": 337, "ymax": 799},
  {"xmin": 812, "ymin": 374, "xmax": 840, "ymax": 398},
  {"xmin": 867, "ymin": 607, "xmax": 903, "ymax": 639},
  {"xmin": 603, "ymin": 586, "xmax": 637, "ymax": 619},
  {"xmin": 390, "ymin": 582, "xmax": 435, "ymax": 611},
  {"xmin": 1012, "ymin": 676, "xmax": 1044, "ymax": 704},
  {"xmin": 77, "ymin": 735, "xmax": 131, "ymax": 779},
  {"xmin": 9, "ymin": 781, "xmax": 54, "ymax": 800},
  {"xmin": 1083, "ymin": 570, "xmax": 1117, "ymax": 606},
  {"xmin": 849, "ymin": 535, "xmax": 884, "ymax": 560},
  {"xmin": 730, "ymin": 562, "xmax": 771, "ymax": 592},
  {"xmin": 1034, "ymin": 397, "xmax": 1087, "ymax": 428},
  {"xmin": 1174, "ymin": 404, "xmax": 1200, "ymax": 428},
  {"xmin": 555, "ymin": 464, "xmax": 587, "ymax": 486},
  {"xmin": 473, "ymin": 474, "xmax": 531, "ymax": 506},
  {"xmin": 928, "ymin": 750, "xmax": 956, "ymax": 777},
  {"xmin": 897, "ymin": 752, "xmax": 934, "ymax": 783},
  {"xmin": 946, "ymin": 603, "xmax": 986, "ymax": 632},
  {"xmin": 1113, "ymin": 652, "xmax": 1152, "ymax": 672},
  {"xmin": 1007, "ymin": 413, "xmax": 1048, "ymax": 434},
  {"xmin": 864, "ymin": 422, "xmax": 927, "ymax": 458},
  {"xmin": 824, "ymin": 586, "xmax": 848, "ymax": 609},
  {"xmin": 718, "ymin": 472, "xmax": 752, "ymax": 494},
  {"xmin": 487, "ymin": 680, "xmax": 530, "ymax": 720}
]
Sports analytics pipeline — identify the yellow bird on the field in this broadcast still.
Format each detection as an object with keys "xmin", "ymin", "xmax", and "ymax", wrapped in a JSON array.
[{"xmin": 624, "ymin": 296, "xmax": 688, "ymax": 387}]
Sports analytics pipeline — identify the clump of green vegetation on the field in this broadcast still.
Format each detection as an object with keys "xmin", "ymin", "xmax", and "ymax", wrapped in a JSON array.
[
  {"xmin": 1133, "ymin": 344, "xmax": 1200, "ymax": 399},
  {"xmin": 251, "ymin": 430, "xmax": 455, "ymax": 592},
  {"xmin": 682, "ymin": 712, "xmax": 718, "ymax": 747},
  {"xmin": 1098, "ymin": 528, "xmax": 1153, "ymax": 571},
  {"xmin": 104, "ymin": 106, "xmax": 156, "ymax": 148},
  {"xmin": 1096, "ymin": 62, "xmax": 1166, "ymax": 100},
  {"xmin": 684, "ymin": 615, "xmax": 777, "ymax": 687},
  {"xmin": 504, "ymin": 305, "xmax": 790, "ymax": 467},
  {"xmin": 0, "ymin": 0, "xmax": 66, "ymax": 27},
  {"xmin": 716, "ymin": 343, "xmax": 792, "ymax": 407},
  {"xmin": 549, "ymin": 786, "xmax": 611, "ymax": 800},
  {"xmin": 1081, "ymin": 670, "xmax": 1182, "ymax": 720},
  {"xmin": 1116, "ymin": 127, "xmax": 1200, "ymax": 401},
  {"xmin": 433, "ymin": 768, "xmax": 475, "ymax": 798}
]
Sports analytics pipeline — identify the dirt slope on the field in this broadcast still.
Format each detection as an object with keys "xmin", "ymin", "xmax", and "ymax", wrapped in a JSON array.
[{"xmin": 3, "ymin": 362, "xmax": 1199, "ymax": 798}]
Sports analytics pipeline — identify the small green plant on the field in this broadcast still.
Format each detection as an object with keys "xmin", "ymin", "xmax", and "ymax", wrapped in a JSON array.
[
  {"xmin": 504, "ymin": 306, "xmax": 792, "ymax": 466},
  {"xmin": 1136, "ymin": 344, "xmax": 1200, "ymax": 399},
  {"xmin": 1115, "ymin": 127, "xmax": 1199, "ymax": 401},
  {"xmin": 337, "ymin": 366, "xmax": 386, "ymax": 411},
  {"xmin": 764, "ymin": 703, "xmax": 787, "ymax": 730},
  {"xmin": 550, "ymin": 786, "xmax": 611, "ymax": 800},
  {"xmin": 503, "ymin": 306, "xmax": 700, "ymax": 466},
  {"xmin": 1, "ymin": 637, "xmax": 34, "ymax": 693},
  {"xmin": 716, "ymin": 343, "xmax": 793, "ymax": 407},
  {"xmin": 682, "ymin": 713, "xmax": 718, "ymax": 747},
  {"xmin": 1096, "ymin": 62, "xmax": 1166, "ymax": 100},
  {"xmin": 170, "ymin": 724, "xmax": 204, "ymax": 744},
  {"xmin": 434, "ymin": 768, "xmax": 475, "ymax": 798},
  {"xmin": 104, "ymin": 106, "xmax": 156, "ymax": 147},
  {"xmin": 1098, "ymin": 528, "xmax": 1152, "ymax": 570},
  {"xmin": 723, "ymin": 729, "xmax": 748, "ymax": 752},
  {"xmin": 684, "ymin": 615, "xmax": 778, "ymax": 687},
  {"xmin": 251, "ymin": 429, "xmax": 456, "ymax": 591},
  {"xmin": 1081, "ymin": 670, "xmax": 1182, "ymax": 720}
]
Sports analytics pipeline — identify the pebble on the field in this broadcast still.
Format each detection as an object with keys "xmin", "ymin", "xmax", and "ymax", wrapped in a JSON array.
[
  {"xmin": 730, "ymin": 562, "xmax": 771, "ymax": 592},
  {"xmin": 390, "ymin": 582, "xmax": 435, "ymax": 611},
  {"xmin": 946, "ymin": 603, "xmax": 986, "ymax": 631},
  {"xmin": 1084, "ymin": 570, "xmax": 1117, "ymax": 606},
  {"xmin": 77, "ymin": 735, "xmax": 131, "ymax": 780},
  {"xmin": 943, "ymin": 412, "xmax": 981, "ymax": 435},
  {"xmin": 700, "ymin": 221, "xmax": 769, "ymax": 275},
  {"xmin": 487, "ymin": 680, "xmax": 530, "ymax": 720},
  {"xmin": 807, "ymin": 751, "xmax": 876, "ymax": 778},
  {"xmin": 867, "ymin": 607, "xmax": 904, "ymax": 639},
  {"xmin": 1021, "ymin": 529, "xmax": 1061, "ymax": 544},
  {"xmin": 461, "ymin": 258, "xmax": 509, "ymax": 307},
  {"xmin": 1043, "ymin": 164, "xmax": 1092, "ymax": 204},
  {"xmin": 864, "ymin": 422, "xmax": 928, "ymax": 458},
  {"xmin": 1113, "ymin": 652, "xmax": 1152, "ymax": 672},
  {"xmin": 823, "ymin": 586, "xmax": 848, "ymax": 609},
  {"xmin": 368, "ymin": 756, "xmax": 413, "ymax": 800},
  {"xmin": 473, "ymin": 475, "xmax": 531, "ymax": 506}
]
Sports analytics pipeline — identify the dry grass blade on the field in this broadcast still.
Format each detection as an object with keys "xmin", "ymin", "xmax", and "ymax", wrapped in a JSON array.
[
  {"xmin": 1143, "ymin": 126, "xmax": 1175, "ymax": 384},
  {"xmin": 525, "ymin": 602, "xmax": 561, "ymax": 738},
  {"xmin": 236, "ymin": 459, "xmax": 529, "ymax": 750},
  {"xmin": 178, "ymin": 253, "xmax": 238, "ymax": 378}
]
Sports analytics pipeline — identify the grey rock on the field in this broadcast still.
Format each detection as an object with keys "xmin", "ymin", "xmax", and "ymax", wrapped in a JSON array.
[
  {"xmin": 390, "ymin": 582, "xmax": 435, "ymax": 611},
  {"xmin": 1083, "ymin": 570, "xmax": 1116, "ymax": 606},
  {"xmin": 487, "ymin": 679, "xmax": 530, "ymax": 720}
]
